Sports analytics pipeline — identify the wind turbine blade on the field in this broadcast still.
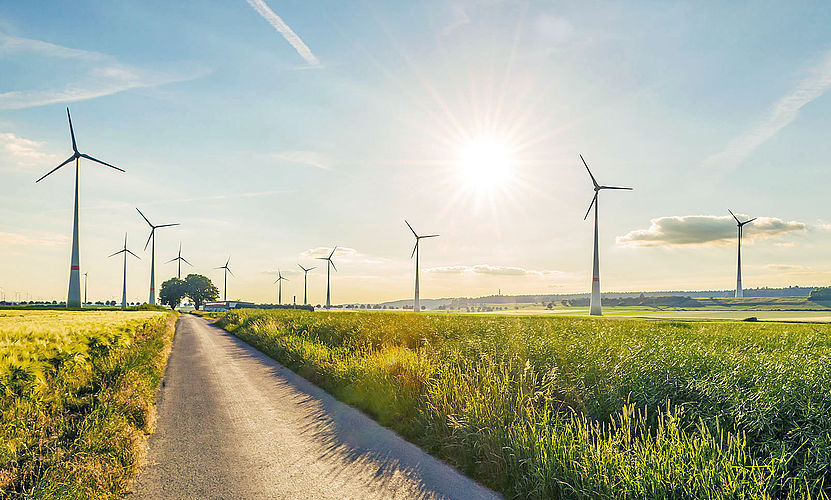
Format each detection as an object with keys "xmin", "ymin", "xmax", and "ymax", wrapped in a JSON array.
[
  {"xmin": 315, "ymin": 257, "xmax": 328, "ymax": 261},
  {"xmin": 599, "ymin": 186, "xmax": 633, "ymax": 190},
  {"xmin": 108, "ymin": 249, "xmax": 125, "ymax": 258},
  {"xmin": 584, "ymin": 193, "xmax": 598, "ymax": 221},
  {"xmin": 227, "ymin": 268, "xmax": 235, "ymax": 277},
  {"xmin": 329, "ymin": 246, "xmax": 337, "ymax": 259},
  {"xmin": 745, "ymin": 217, "xmax": 758, "ymax": 225},
  {"xmin": 79, "ymin": 153, "xmax": 123, "ymax": 172},
  {"xmin": 155, "ymin": 223, "xmax": 179, "ymax": 229},
  {"xmin": 580, "ymin": 155, "xmax": 600, "ymax": 189},
  {"xmin": 67, "ymin": 108, "xmax": 77, "ymax": 153},
  {"xmin": 298, "ymin": 264, "xmax": 307, "ymax": 272},
  {"xmin": 225, "ymin": 256, "xmax": 231, "ymax": 267},
  {"xmin": 165, "ymin": 257, "xmax": 178, "ymax": 264},
  {"xmin": 421, "ymin": 234, "xmax": 439, "ymax": 238},
  {"xmin": 124, "ymin": 232, "xmax": 128, "ymax": 248},
  {"xmin": 181, "ymin": 257, "xmax": 192, "ymax": 266},
  {"xmin": 144, "ymin": 230, "xmax": 153, "ymax": 251},
  {"xmin": 330, "ymin": 261, "xmax": 337, "ymax": 272},
  {"xmin": 127, "ymin": 249, "xmax": 141, "ymax": 259},
  {"xmin": 214, "ymin": 266, "xmax": 224, "ymax": 269},
  {"xmin": 728, "ymin": 209, "xmax": 740, "ymax": 224},
  {"xmin": 35, "ymin": 155, "xmax": 75, "ymax": 183},
  {"xmin": 410, "ymin": 242, "xmax": 418, "ymax": 259},
  {"xmin": 405, "ymin": 220, "xmax": 418, "ymax": 238},
  {"xmin": 308, "ymin": 266, "xmax": 316, "ymax": 271},
  {"xmin": 136, "ymin": 208, "xmax": 152, "ymax": 227},
  {"xmin": 274, "ymin": 278, "xmax": 280, "ymax": 284}
]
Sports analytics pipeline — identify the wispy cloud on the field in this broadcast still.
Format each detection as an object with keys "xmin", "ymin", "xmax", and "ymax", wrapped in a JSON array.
[
  {"xmin": 702, "ymin": 50, "xmax": 831, "ymax": 170},
  {"xmin": 617, "ymin": 215, "xmax": 807, "ymax": 247},
  {"xmin": 270, "ymin": 150, "xmax": 330, "ymax": 170},
  {"xmin": 0, "ymin": 32, "xmax": 207, "ymax": 110},
  {"xmin": 766, "ymin": 264, "xmax": 810, "ymax": 271},
  {"xmin": 0, "ymin": 231, "xmax": 68, "ymax": 247},
  {"xmin": 245, "ymin": 0, "xmax": 320, "ymax": 66},
  {"xmin": 0, "ymin": 132, "xmax": 58, "ymax": 169},
  {"xmin": 426, "ymin": 264, "xmax": 563, "ymax": 277}
]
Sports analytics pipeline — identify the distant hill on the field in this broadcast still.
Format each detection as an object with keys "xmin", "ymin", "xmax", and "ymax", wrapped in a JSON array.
[{"xmin": 376, "ymin": 286, "xmax": 818, "ymax": 310}]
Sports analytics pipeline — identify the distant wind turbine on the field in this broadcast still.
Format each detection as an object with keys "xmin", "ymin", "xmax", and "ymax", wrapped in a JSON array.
[
  {"xmin": 298, "ymin": 264, "xmax": 315, "ymax": 305},
  {"xmin": 405, "ymin": 220, "xmax": 438, "ymax": 313},
  {"xmin": 137, "ymin": 208, "xmax": 179, "ymax": 305},
  {"xmin": 108, "ymin": 233, "xmax": 140, "ymax": 309},
  {"xmin": 166, "ymin": 242, "xmax": 192, "ymax": 279},
  {"xmin": 216, "ymin": 257, "xmax": 234, "ymax": 302},
  {"xmin": 35, "ymin": 107, "xmax": 123, "ymax": 308},
  {"xmin": 729, "ymin": 209, "xmax": 756, "ymax": 298},
  {"xmin": 316, "ymin": 247, "xmax": 337, "ymax": 308},
  {"xmin": 581, "ymin": 155, "xmax": 632, "ymax": 316},
  {"xmin": 274, "ymin": 269, "xmax": 288, "ymax": 305}
]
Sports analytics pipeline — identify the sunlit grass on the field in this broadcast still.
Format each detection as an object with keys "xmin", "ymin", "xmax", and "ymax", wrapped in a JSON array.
[
  {"xmin": 218, "ymin": 309, "xmax": 831, "ymax": 499},
  {"xmin": 0, "ymin": 310, "xmax": 175, "ymax": 498}
]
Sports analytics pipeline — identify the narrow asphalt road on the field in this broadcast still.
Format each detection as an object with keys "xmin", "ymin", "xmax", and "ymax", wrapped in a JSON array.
[{"xmin": 130, "ymin": 314, "xmax": 500, "ymax": 499}]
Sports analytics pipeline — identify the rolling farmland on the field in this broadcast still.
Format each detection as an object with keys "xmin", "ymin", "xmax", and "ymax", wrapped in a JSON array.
[
  {"xmin": 0, "ymin": 310, "xmax": 175, "ymax": 498},
  {"xmin": 217, "ymin": 309, "xmax": 831, "ymax": 499}
]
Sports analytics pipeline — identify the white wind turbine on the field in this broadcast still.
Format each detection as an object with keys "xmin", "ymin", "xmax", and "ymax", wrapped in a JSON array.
[
  {"xmin": 581, "ymin": 155, "xmax": 632, "ymax": 316},
  {"xmin": 316, "ymin": 247, "xmax": 337, "ymax": 308},
  {"xmin": 36, "ymin": 108, "xmax": 123, "ymax": 307},
  {"xmin": 108, "ymin": 233, "xmax": 140, "ymax": 309},
  {"xmin": 274, "ymin": 269, "xmax": 288, "ymax": 305},
  {"xmin": 298, "ymin": 264, "xmax": 315, "ymax": 306},
  {"xmin": 729, "ymin": 209, "xmax": 756, "ymax": 298},
  {"xmin": 137, "ymin": 208, "xmax": 179, "ymax": 305},
  {"xmin": 405, "ymin": 220, "xmax": 438, "ymax": 313}
]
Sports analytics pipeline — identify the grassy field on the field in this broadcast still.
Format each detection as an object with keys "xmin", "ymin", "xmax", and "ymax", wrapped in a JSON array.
[
  {"xmin": 216, "ymin": 309, "xmax": 831, "ymax": 499},
  {"xmin": 0, "ymin": 310, "xmax": 176, "ymax": 498}
]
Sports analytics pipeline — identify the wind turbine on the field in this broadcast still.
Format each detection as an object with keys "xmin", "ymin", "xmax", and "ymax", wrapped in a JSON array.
[
  {"xmin": 729, "ymin": 209, "xmax": 756, "ymax": 298},
  {"xmin": 35, "ymin": 107, "xmax": 123, "ymax": 308},
  {"xmin": 274, "ymin": 269, "xmax": 288, "ymax": 305},
  {"xmin": 216, "ymin": 257, "xmax": 234, "ymax": 302},
  {"xmin": 108, "ymin": 233, "xmax": 140, "ymax": 309},
  {"xmin": 298, "ymin": 264, "xmax": 315, "ymax": 305},
  {"xmin": 581, "ymin": 155, "xmax": 632, "ymax": 316},
  {"xmin": 405, "ymin": 220, "xmax": 438, "ymax": 313},
  {"xmin": 316, "ymin": 247, "xmax": 337, "ymax": 308},
  {"xmin": 137, "ymin": 208, "xmax": 179, "ymax": 305},
  {"xmin": 166, "ymin": 242, "xmax": 192, "ymax": 279}
]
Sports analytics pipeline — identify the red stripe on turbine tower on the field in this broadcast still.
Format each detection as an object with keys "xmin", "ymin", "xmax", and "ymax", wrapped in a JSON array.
[{"xmin": 71, "ymin": 265, "xmax": 80, "ymax": 270}]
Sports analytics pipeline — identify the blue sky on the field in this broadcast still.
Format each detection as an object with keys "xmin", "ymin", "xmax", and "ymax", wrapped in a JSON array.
[{"xmin": 2, "ymin": 1, "xmax": 831, "ymax": 304}]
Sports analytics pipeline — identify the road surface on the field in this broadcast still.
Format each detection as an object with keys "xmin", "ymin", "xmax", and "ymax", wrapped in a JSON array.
[{"xmin": 130, "ymin": 314, "xmax": 500, "ymax": 499}]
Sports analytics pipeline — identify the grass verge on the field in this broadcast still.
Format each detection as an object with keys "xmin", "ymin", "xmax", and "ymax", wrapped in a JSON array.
[
  {"xmin": 216, "ymin": 309, "xmax": 831, "ymax": 499},
  {"xmin": 0, "ymin": 310, "xmax": 176, "ymax": 498}
]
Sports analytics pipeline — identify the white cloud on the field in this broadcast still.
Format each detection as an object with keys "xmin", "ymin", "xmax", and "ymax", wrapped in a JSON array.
[
  {"xmin": 0, "ymin": 32, "xmax": 206, "ymax": 110},
  {"xmin": 426, "ymin": 264, "xmax": 563, "ymax": 277},
  {"xmin": 766, "ymin": 264, "xmax": 810, "ymax": 271},
  {"xmin": 0, "ymin": 132, "xmax": 58, "ymax": 168},
  {"xmin": 702, "ymin": 49, "xmax": 831, "ymax": 170},
  {"xmin": 270, "ymin": 150, "xmax": 330, "ymax": 170},
  {"xmin": 0, "ymin": 231, "xmax": 68, "ymax": 247},
  {"xmin": 617, "ymin": 215, "xmax": 807, "ymax": 247},
  {"xmin": 245, "ymin": 0, "xmax": 320, "ymax": 67}
]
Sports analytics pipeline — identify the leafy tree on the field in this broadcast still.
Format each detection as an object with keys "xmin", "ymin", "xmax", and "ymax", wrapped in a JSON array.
[
  {"xmin": 184, "ymin": 274, "xmax": 219, "ymax": 310},
  {"xmin": 160, "ymin": 277, "xmax": 187, "ymax": 310},
  {"xmin": 809, "ymin": 287, "xmax": 831, "ymax": 302}
]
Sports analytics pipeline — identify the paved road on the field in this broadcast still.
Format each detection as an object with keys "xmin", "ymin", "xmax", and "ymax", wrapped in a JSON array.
[{"xmin": 130, "ymin": 314, "xmax": 500, "ymax": 499}]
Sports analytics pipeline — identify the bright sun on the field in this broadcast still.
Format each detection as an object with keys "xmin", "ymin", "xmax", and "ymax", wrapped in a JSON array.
[{"xmin": 457, "ymin": 137, "xmax": 514, "ymax": 190}]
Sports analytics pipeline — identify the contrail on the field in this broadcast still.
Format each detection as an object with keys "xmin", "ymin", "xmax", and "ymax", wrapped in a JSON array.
[
  {"xmin": 245, "ymin": 0, "xmax": 320, "ymax": 66},
  {"xmin": 703, "ymin": 49, "xmax": 831, "ymax": 170}
]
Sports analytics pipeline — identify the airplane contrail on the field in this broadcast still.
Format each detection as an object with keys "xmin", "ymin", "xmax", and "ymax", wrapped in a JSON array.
[{"xmin": 245, "ymin": 0, "xmax": 320, "ymax": 66}]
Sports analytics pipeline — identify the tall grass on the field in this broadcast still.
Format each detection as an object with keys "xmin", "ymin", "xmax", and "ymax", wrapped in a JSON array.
[
  {"xmin": 217, "ymin": 310, "xmax": 831, "ymax": 499},
  {"xmin": 0, "ymin": 310, "xmax": 176, "ymax": 498}
]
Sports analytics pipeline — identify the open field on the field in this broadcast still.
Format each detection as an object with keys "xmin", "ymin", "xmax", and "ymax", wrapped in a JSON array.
[
  {"xmin": 469, "ymin": 306, "xmax": 831, "ymax": 322},
  {"xmin": 0, "ymin": 310, "xmax": 176, "ymax": 498},
  {"xmin": 217, "ymin": 309, "xmax": 831, "ymax": 499}
]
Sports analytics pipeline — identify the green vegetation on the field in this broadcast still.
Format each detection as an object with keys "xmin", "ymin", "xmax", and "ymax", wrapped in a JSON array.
[
  {"xmin": 182, "ymin": 274, "xmax": 219, "ymax": 310},
  {"xmin": 159, "ymin": 277, "xmax": 187, "ymax": 309},
  {"xmin": 0, "ymin": 310, "xmax": 176, "ymax": 498},
  {"xmin": 217, "ymin": 309, "xmax": 831, "ymax": 499},
  {"xmin": 809, "ymin": 287, "xmax": 831, "ymax": 303}
]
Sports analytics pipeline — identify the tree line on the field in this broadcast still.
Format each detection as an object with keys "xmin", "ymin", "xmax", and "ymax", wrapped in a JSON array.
[{"xmin": 158, "ymin": 274, "xmax": 219, "ymax": 309}]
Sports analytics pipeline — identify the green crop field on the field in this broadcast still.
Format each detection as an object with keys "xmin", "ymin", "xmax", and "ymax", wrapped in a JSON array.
[
  {"xmin": 216, "ymin": 309, "xmax": 831, "ymax": 499},
  {"xmin": 0, "ymin": 310, "xmax": 176, "ymax": 498}
]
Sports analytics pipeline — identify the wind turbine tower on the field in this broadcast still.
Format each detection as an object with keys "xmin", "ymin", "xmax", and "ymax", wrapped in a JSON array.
[
  {"xmin": 108, "ymin": 233, "xmax": 140, "ymax": 309},
  {"xmin": 216, "ymin": 257, "xmax": 234, "ymax": 302},
  {"xmin": 316, "ymin": 247, "xmax": 337, "ymax": 308},
  {"xmin": 137, "ymin": 208, "xmax": 179, "ymax": 305},
  {"xmin": 581, "ymin": 155, "xmax": 633, "ymax": 316},
  {"xmin": 298, "ymin": 264, "xmax": 315, "ymax": 305},
  {"xmin": 166, "ymin": 242, "xmax": 192, "ymax": 278},
  {"xmin": 35, "ymin": 108, "xmax": 123, "ymax": 307},
  {"xmin": 274, "ymin": 269, "xmax": 288, "ymax": 305},
  {"xmin": 729, "ymin": 209, "xmax": 756, "ymax": 298},
  {"xmin": 405, "ymin": 220, "xmax": 438, "ymax": 313}
]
